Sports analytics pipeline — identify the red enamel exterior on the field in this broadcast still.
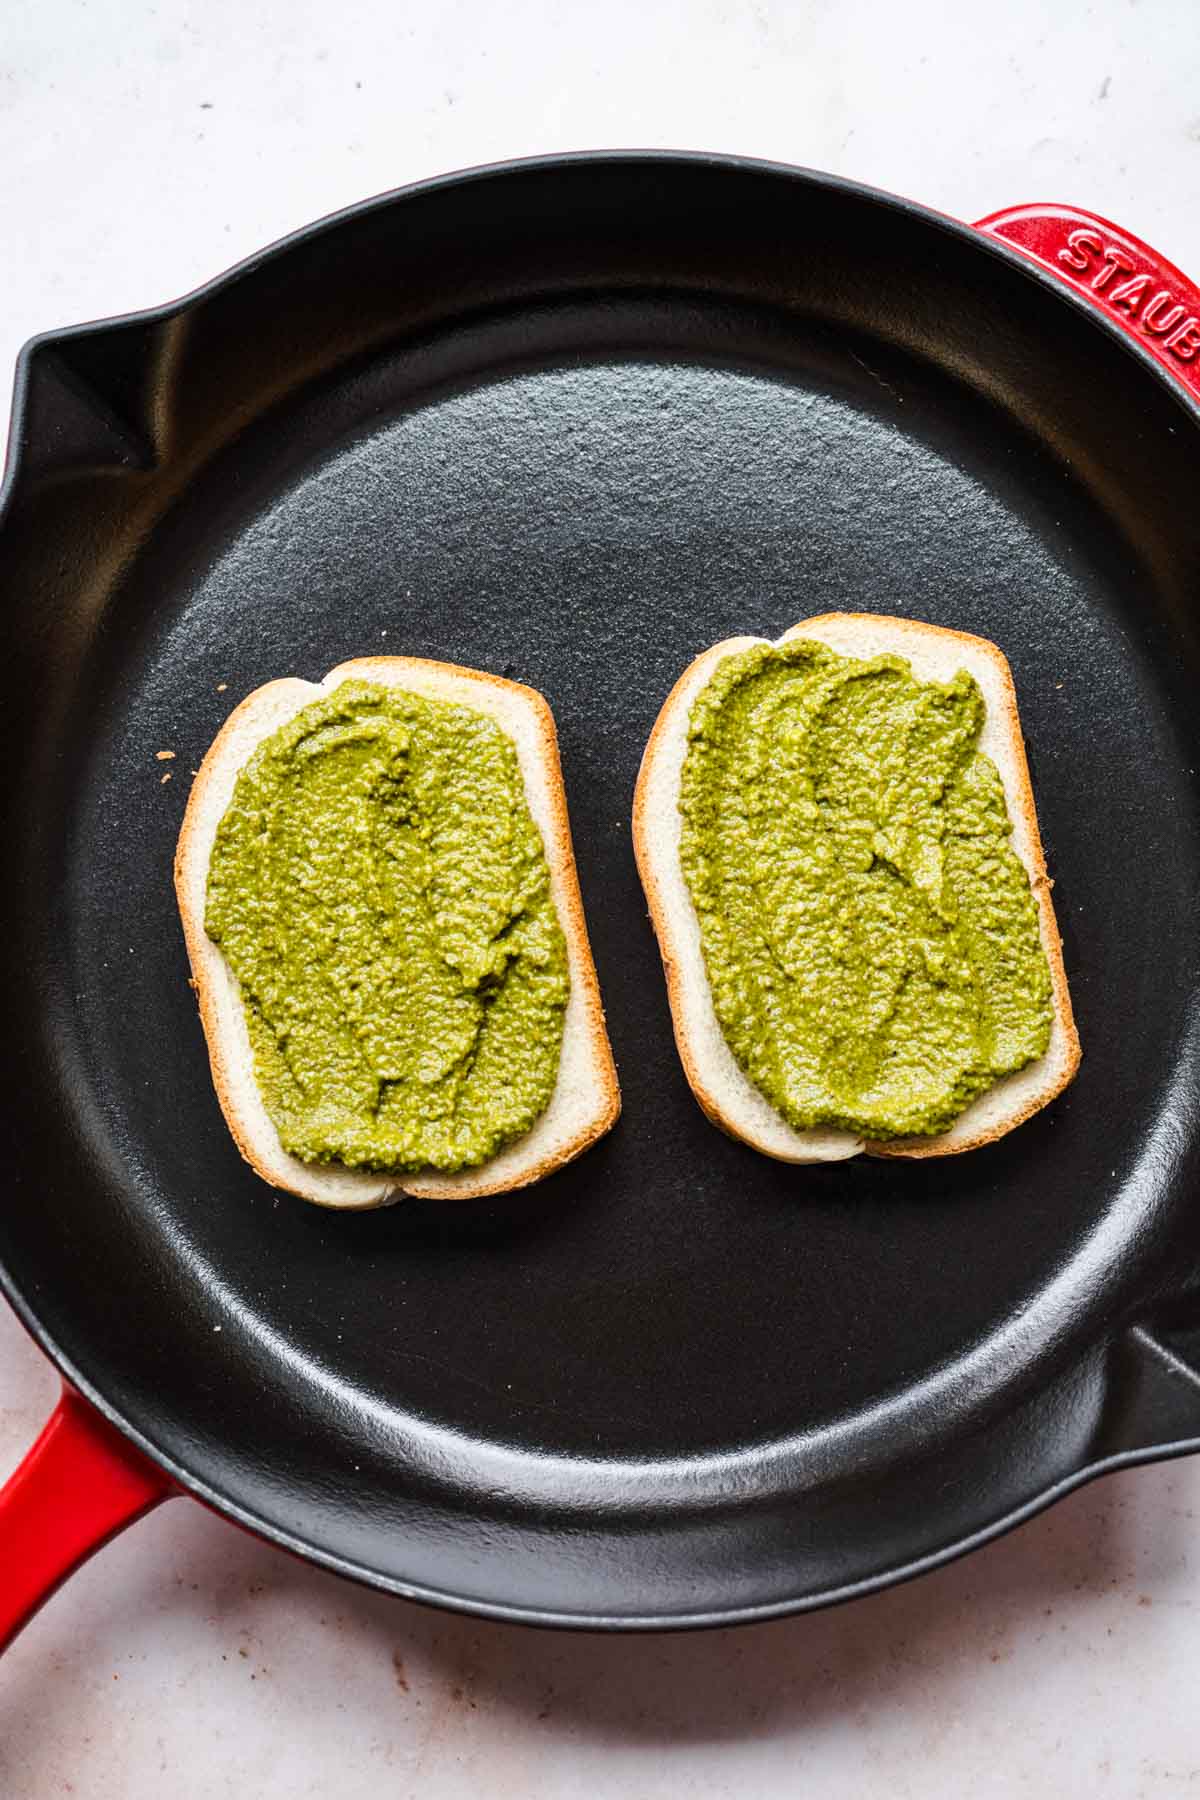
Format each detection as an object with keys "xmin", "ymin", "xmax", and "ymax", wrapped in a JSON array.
[
  {"xmin": 0, "ymin": 191, "xmax": 1197, "ymax": 1651},
  {"xmin": 975, "ymin": 203, "xmax": 1200, "ymax": 404},
  {"xmin": 0, "ymin": 1386, "xmax": 173, "ymax": 1650}
]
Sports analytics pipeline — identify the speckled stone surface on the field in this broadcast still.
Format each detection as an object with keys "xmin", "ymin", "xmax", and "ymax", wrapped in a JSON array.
[{"xmin": 3, "ymin": 2, "xmax": 1200, "ymax": 1794}]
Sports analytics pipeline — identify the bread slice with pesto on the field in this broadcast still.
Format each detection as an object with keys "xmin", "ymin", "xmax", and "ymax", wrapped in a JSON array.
[
  {"xmin": 633, "ymin": 613, "xmax": 1080, "ymax": 1162},
  {"xmin": 176, "ymin": 656, "xmax": 619, "ymax": 1207}
]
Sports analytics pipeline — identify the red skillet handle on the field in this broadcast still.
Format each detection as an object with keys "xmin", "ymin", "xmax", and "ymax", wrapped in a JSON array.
[
  {"xmin": 0, "ymin": 1384, "xmax": 174, "ymax": 1650},
  {"xmin": 974, "ymin": 204, "xmax": 1200, "ymax": 403}
]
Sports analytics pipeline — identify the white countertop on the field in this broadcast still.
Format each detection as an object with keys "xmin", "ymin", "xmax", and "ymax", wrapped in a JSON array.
[{"xmin": 3, "ymin": 2, "xmax": 1200, "ymax": 1794}]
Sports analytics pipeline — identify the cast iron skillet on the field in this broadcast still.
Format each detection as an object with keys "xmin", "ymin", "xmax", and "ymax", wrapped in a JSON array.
[{"xmin": 2, "ymin": 155, "xmax": 1200, "ymax": 1639}]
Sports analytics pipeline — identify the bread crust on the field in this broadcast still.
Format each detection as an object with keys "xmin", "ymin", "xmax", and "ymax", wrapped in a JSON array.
[
  {"xmin": 632, "ymin": 613, "xmax": 1080, "ymax": 1163},
  {"xmin": 175, "ymin": 657, "xmax": 619, "ymax": 1206}
]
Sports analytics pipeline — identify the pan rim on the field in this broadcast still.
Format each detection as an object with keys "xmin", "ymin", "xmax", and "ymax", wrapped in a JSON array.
[
  {"xmin": 3, "ymin": 1288, "xmax": 1198, "ymax": 1631},
  {"xmin": 4, "ymin": 148, "xmax": 1200, "ymax": 523}
]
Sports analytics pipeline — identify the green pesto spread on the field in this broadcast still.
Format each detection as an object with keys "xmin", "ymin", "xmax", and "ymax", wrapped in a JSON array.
[
  {"xmin": 205, "ymin": 680, "xmax": 569, "ymax": 1174},
  {"xmin": 679, "ymin": 639, "xmax": 1053, "ymax": 1140}
]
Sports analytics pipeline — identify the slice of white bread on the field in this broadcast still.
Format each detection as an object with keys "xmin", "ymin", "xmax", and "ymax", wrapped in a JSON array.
[
  {"xmin": 633, "ymin": 613, "xmax": 1080, "ymax": 1162},
  {"xmin": 176, "ymin": 656, "xmax": 620, "ymax": 1207}
]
